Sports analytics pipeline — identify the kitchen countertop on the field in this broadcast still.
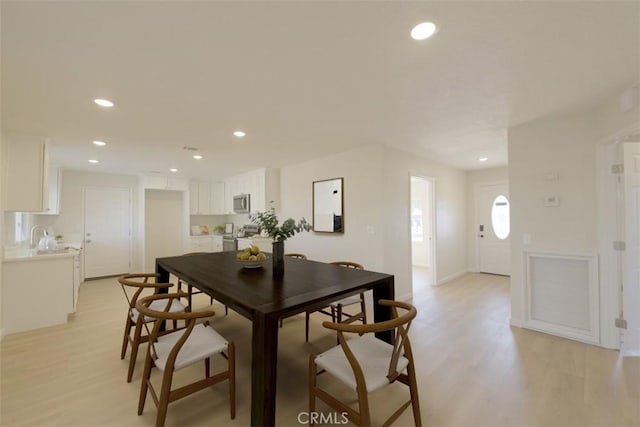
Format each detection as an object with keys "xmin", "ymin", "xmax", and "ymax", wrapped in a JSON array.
[{"xmin": 3, "ymin": 244, "xmax": 81, "ymax": 263}]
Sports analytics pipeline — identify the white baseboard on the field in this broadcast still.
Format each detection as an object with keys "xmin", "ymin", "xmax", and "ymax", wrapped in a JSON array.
[
  {"xmin": 395, "ymin": 292, "xmax": 413, "ymax": 302},
  {"xmin": 436, "ymin": 270, "xmax": 468, "ymax": 286},
  {"xmin": 509, "ymin": 317, "xmax": 523, "ymax": 327}
]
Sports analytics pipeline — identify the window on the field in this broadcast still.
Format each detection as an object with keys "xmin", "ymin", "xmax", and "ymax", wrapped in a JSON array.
[{"xmin": 491, "ymin": 195, "xmax": 510, "ymax": 240}]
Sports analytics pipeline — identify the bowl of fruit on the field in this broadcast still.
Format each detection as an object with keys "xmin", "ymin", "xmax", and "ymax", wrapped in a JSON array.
[{"xmin": 236, "ymin": 245, "xmax": 269, "ymax": 269}]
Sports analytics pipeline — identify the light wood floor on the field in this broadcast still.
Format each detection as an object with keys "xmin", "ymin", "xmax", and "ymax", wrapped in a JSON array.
[{"xmin": 1, "ymin": 272, "xmax": 638, "ymax": 427}]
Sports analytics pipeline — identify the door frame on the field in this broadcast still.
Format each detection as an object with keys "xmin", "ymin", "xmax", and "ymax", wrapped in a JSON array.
[
  {"xmin": 82, "ymin": 186, "xmax": 133, "ymax": 278},
  {"xmin": 409, "ymin": 174, "xmax": 437, "ymax": 288},
  {"xmin": 474, "ymin": 180, "xmax": 509, "ymax": 273},
  {"xmin": 597, "ymin": 123, "xmax": 640, "ymax": 349}
]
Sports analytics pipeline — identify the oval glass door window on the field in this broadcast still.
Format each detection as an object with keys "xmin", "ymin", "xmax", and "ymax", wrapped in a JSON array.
[{"xmin": 491, "ymin": 195, "xmax": 510, "ymax": 240}]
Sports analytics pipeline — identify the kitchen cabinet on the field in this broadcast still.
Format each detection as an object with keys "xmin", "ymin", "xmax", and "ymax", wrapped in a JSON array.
[
  {"xmin": 72, "ymin": 249, "xmax": 82, "ymax": 311},
  {"xmin": 237, "ymin": 236, "xmax": 273, "ymax": 253},
  {"xmin": 189, "ymin": 235, "xmax": 224, "ymax": 253},
  {"xmin": 142, "ymin": 175, "xmax": 188, "ymax": 191},
  {"xmin": 189, "ymin": 235, "xmax": 213, "ymax": 252},
  {"xmin": 224, "ymin": 168, "xmax": 280, "ymax": 214},
  {"xmin": 189, "ymin": 181, "xmax": 211, "ymax": 215},
  {"xmin": 251, "ymin": 237, "xmax": 273, "ymax": 253},
  {"xmin": 3, "ymin": 133, "xmax": 49, "ymax": 212},
  {"xmin": 212, "ymin": 235, "xmax": 223, "ymax": 252},
  {"xmin": 2, "ymin": 250, "xmax": 79, "ymax": 334},
  {"xmin": 210, "ymin": 182, "xmax": 225, "ymax": 215},
  {"xmin": 34, "ymin": 166, "xmax": 61, "ymax": 215}
]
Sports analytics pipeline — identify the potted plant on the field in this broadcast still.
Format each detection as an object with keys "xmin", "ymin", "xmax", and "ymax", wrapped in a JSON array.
[{"xmin": 249, "ymin": 209, "xmax": 311, "ymax": 276}]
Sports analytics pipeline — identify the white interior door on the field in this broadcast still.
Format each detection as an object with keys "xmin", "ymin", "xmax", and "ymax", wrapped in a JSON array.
[
  {"xmin": 622, "ymin": 142, "xmax": 640, "ymax": 355},
  {"xmin": 477, "ymin": 183, "xmax": 511, "ymax": 275},
  {"xmin": 83, "ymin": 187, "xmax": 131, "ymax": 278}
]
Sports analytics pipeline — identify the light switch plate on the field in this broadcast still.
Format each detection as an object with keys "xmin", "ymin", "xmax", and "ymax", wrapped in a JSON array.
[{"xmin": 544, "ymin": 195, "xmax": 560, "ymax": 207}]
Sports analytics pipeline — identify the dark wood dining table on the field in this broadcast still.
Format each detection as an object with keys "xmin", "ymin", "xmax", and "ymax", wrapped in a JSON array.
[{"xmin": 155, "ymin": 251, "xmax": 395, "ymax": 427}]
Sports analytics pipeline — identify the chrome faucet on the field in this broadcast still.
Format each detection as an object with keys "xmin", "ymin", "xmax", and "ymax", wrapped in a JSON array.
[{"xmin": 30, "ymin": 225, "xmax": 48, "ymax": 249}]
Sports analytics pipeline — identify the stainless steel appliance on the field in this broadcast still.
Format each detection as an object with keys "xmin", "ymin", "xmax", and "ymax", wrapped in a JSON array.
[
  {"xmin": 222, "ymin": 235, "xmax": 237, "ymax": 252},
  {"xmin": 233, "ymin": 194, "xmax": 250, "ymax": 213},
  {"xmin": 236, "ymin": 224, "xmax": 261, "ymax": 250}
]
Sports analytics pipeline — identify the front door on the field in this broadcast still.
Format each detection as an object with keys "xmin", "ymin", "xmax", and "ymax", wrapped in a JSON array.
[
  {"xmin": 477, "ymin": 183, "xmax": 511, "ymax": 275},
  {"xmin": 83, "ymin": 187, "xmax": 132, "ymax": 278},
  {"xmin": 622, "ymin": 142, "xmax": 640, "ymax": 355}
]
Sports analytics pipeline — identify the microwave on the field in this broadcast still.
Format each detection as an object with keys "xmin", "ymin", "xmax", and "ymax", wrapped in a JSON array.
[{"xmin": 233, "ymin": 194, "xmax": 250, "ymax": 213}]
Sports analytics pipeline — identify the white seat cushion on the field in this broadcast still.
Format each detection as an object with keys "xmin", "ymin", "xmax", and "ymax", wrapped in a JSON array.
[
  {"xmin": 153, "ymin": 324, "xmax": 228, "ymax": 371},
  {"xmin": 130, "ymin": 298, "xmax": 186, "ymax": 323},
  {"xmin": 315, "ymin": 335, "xmax": 409, "ymax": 393},
  {"xmin": 329, "ymin": 295, "xmax": 363, "ymax": 308}
]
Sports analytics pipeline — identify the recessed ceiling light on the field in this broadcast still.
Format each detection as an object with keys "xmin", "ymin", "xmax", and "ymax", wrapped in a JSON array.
[
  {"xmin": 479, "ymin": 157, "xmax": 489, "ymax": 162},
  {"xmin": 94, "ymin": 98, "xmax": 114, "ymax": 107},
  {"xmin": 233, "ymin": 131, "xmax": 246, "ymax": 138},
  {"xmin": 411, "ymin": 22, "xmax": 437, "ymax": 40},
  {"xmin": 88, "ymin": 159, "xmax": 99, "ymax": 164},
  {"xmin": 169, "ymin": 168, "xmax": 178, "ymax": 172},
  {"xmin": 193, "ymin": 154, "xmax": 203, "ymax": 160},
  {"xmin": 92, "ymin": 140, "xmax": 107, "ymax": 146}
]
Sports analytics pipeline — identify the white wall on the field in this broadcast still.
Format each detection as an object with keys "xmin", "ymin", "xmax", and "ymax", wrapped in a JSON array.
[
  {"xmin": 508, "ymin": 85, "xmax": 640, "ymax": 348},
  {"xmin": 381, "ymin": 146, "xmax": 468, "ymax": 296},
  {"xmin": 0, "ymin": 131, "xmax": 5, "ymax": 338},
  {"xmin": 145, "ymin": 189, "xmax": 184, "ymax": 271},
  {"xmin": 466, "ymin": 166, "xmax": 509, "ymax": 271},
  {"xmin": 280, "ymin": 144, "xmax": 386, "ymax": 272},
  {"xmin": 32, "ymin": 170, "xmax": 144, "ymax": 271}
]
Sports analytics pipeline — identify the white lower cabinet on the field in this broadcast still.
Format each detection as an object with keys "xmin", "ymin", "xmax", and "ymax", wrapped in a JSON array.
[
  {"xmin": 189, "ymin": 236, "xmax": 214, "ymax": 252},
  {"xmin": 73, "ymin": 251, "xmax": 82, "ymax": 311},
  {"xmin": 189, "ymin": 235, "xmax": 224, "ymax": 253},
  {"xmin": 212, "ymin": 236, "xmax": 223, "ymax": 252},
  {"xmin": 237, "ymin": 237, "xmax": 272, "ymax": 253},
  {"xmin": 2, "ymin": 254, "xmax": 76, "ymax": 335},
  {"xmin": 236, "ymin": 238, "xmax": 253, "ymax": 251},
  {"xmin": 252, "ymin": 237, "xmax": 273, "ymax": 253}
]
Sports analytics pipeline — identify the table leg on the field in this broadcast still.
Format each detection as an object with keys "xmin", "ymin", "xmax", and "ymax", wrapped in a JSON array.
[
  {"xmin": 251, "ymin": 312, "xmax": 279, "ymax": 426},
  {"xmin": 373, "ymin": 276, "xmax": 395, "ymax": 343},
  {"xmin": 155, "ymin": 261, "xmax": 170, "ymax": 284}
]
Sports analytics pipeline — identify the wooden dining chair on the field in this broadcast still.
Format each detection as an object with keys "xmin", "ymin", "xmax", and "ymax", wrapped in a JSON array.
[
  {"xmin": 309, "ymin": 299, "xmax": 421, "ymax": 426},
  {"xmin": 136, "ymin": 293, "xmax": 235, "ymax": 427},
  {"xmin": 118, "ymin": 273, "xmax": 186, "ymax": 383},
  {"xmin": 305, "ymin": 261, "xmax": 367, "ymax": 342},
  {"xmin": 176, "ymin": 252, "xmax": 228, "ymax": 315},
  {"xmin": 285, "ymin": 252, "xmax": 308, "ymax": 260}
]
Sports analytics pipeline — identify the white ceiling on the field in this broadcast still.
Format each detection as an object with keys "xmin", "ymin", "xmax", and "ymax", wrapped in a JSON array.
[{"xmin": 2, "ymin": 1, "xmax": 638, "ymax": 180}]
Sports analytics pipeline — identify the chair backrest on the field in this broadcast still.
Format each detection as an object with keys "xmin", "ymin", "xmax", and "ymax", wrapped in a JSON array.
[
  {"xmin": 285, "ymin": 253, "xmax": 308, "ymax": 260},
  {"xmin": 117, "ymin": 273, "xmax": 172, "ymax": 311},
  {"xmin": 136, "ymin": 293, "xmax": 216, "ymax": 363},
  {"xmin": 321, "ymin": 299, "xmax": 417, "ymax": 382},
  {"xmin": 330, "ymin": 261, "xmax": 363, "ymax": 270}
]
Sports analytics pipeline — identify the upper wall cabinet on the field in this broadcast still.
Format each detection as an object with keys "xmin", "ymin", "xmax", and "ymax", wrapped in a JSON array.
[
  {"xmin": 35, "ymin": 166, "xmax": 62, "ymax": 215},
  {"xmin": 3, "ymin": 133, "xmax": 49, "ymax": 212},
  {"xmin": 141, "ymin": 175, "xmax": 188, "ymax": 191},
  {"xmin": 210, "ymin": 182, "xmax": 226, "ymax": 215},
  {"xmin": 189, "ymin": 181, "xmax": 211, "ymax": 215},
  {"xmin": 224, "ymin": 168, "xmax": 280, "ymax": 214},
  {"xmin": 189, "ymin": 181, "xmax": 225, "ymax": 215}
]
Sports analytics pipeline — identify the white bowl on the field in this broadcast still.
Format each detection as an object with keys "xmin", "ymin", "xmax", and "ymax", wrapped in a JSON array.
[{"xmin": 236, "ymin": 256, "xmax": 269, "ymax": 269}]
